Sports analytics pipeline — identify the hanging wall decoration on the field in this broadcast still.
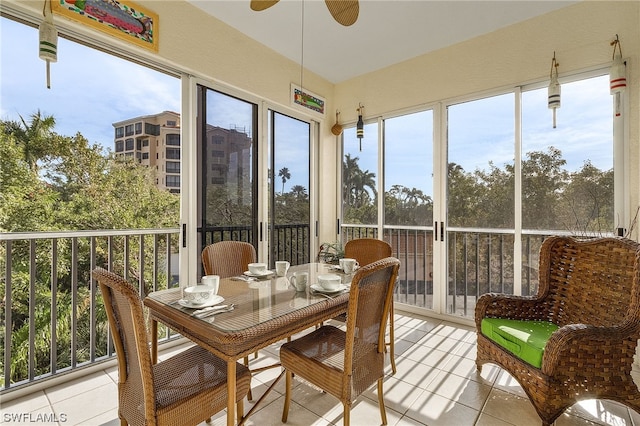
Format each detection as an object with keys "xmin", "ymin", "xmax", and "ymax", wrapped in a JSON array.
[
  {"xmin": 52, "ymin": 0, "xmax": 158, "ymax": 52},
  {"xmin": 547, "ymin": 52, "xmax": 561, "ymax": 129},
  {"xmin": 291, "ymin": 84, "xmax": 326, "ymax": 118},
  {"xmin": 39, "ymin": 0, "xmax": 58, "ymax": 89},
  {"xmin": 610, "ymin": 35, "xmax": 626, "ymax": 117}
]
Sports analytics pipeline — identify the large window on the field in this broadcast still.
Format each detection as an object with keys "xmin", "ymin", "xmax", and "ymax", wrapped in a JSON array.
[
  {"xmin": 384, "ymin": 110, "xmax": 433, "ymax": 227},
  {"xmin": 342, "ymin": 122, "xmax": 379, "ymax": 230},
  {"xmin": 522, "ymin": 75, "xmax": 613, "ymax": 234},
  {"xmin": 340, "ymin": 72, "xmax": 618, "ymax": 319}
]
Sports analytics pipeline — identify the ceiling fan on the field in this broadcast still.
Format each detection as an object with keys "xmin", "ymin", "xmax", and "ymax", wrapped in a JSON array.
[{"xmin": 250, "ymin": 0, "xmax": 359, "ymax": 27}]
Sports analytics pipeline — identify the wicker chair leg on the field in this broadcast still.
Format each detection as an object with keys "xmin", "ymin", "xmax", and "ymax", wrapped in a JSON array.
[
  {"xmin": 237, "ymin": 400, "xmax": 244, "ymax": 422},
  {"xmin": 120, "ymin": 419, "xmax": 126, "ymax": 426},
  {"xmin": 389, "ymin": 303, "xmax": 396, "ymax": 375},
  {"xmin": 343, "ymin": 402, "xmax": 350, "ymax": 426},
  {"xmin": 281, "ymin": 370, "xmax": 292, "ymax": 423},
  {"xmin": 244, "ymin": 356, "xmax": 253, "ymax": 401},
  {"xmin": 377, "ymin": 378, "xmax": 387, "ymax": 425}
]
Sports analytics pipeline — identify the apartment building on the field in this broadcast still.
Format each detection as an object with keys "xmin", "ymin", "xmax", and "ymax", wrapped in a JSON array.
[{"xmin": 113, "ymin": 111, "xmax": 181, "ymax": 193}]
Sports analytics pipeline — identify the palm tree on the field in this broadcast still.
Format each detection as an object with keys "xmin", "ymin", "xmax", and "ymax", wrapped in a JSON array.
[
  {"xmin": 290, "ymin": 184, "xmax": 308, "ymax": 199},
  {"xmin": 5, "ymin": 110, "xmax": 58, "ymax": 173},
  {"xmin": 278, "ymin": 167, "xmax": 290, "ymax": 194}
]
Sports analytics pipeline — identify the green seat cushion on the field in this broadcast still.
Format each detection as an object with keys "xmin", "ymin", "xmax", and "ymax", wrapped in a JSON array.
[{"xmin": 481, "ymin": 318, "xmax": 559, "ymax": 368}]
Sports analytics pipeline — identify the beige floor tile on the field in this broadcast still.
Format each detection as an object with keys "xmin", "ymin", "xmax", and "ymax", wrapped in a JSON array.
[
  {"xmin": 394, "ymin": 325, "xmax": 430, "ymax": 343},
  {"xmin": 492, "ymin": 369, "xmax": 526, "ymax": 398},
  {"xmin": 475, "ymin": 412, "xmax": 517, "ymax": 426},
  {"xmin": 255, "ymin": 394, "xmax": 332, "ymax": 426},
  {"xmin": 50, "ymin": 382, "xmax": 118, "ymax": 425},
  {"xmin": 362, "ymin": 375, "xmax": 425, "ymax": 415},
  {"xmin": 481, "ymin": 388, "xmax": 540, "ymax": 425},
  {"xmin": 393, "ymin": 337, "xmax": 416, "ymax": 358},
  {"xmin": 0, "ymin": 390, "xmax": 50, "ymax": 413},
  {"xmin": 335, "ymin": 397, "xmax": 404, "ymax": 426},
  {"xmin": 393, "ymin": 414, "xmax": 428, "ymax": 425},
  {"xmin": 404, "ymin": 390, "xmax": 480, "ymax": 426},
  {"xmin": 424, "ymin": 369, "xmax": 492, "ymax": 411},
  {"xmin": 45, "ymin": 370, "xmax": 114, "ymax": 404},
  {"xmin": 285, "ymin": 378, "xmax": 342, "ymax": 420},
  {"xmin": 451, "ymin": 340, "xmax": 476, "ymax": 360},
  {"xmin": 433, "ymin": 322, "xmax": 475, "ymax": 342},
  {"xmin": 440, "ymin": 353, "xmax": 500, "ymax": 385},
  {"xmin": 563, "ymin": 399, "xmax": 633, "ymax": 426},
  {"xmin": 393, "ymin": 314, "xmax": 441, "ymax": 333},
  {"xmin": 629, "ymin": 407, "xmax": 640, "ymax": 426},
  {"xmin": 400, "ymin": 343, "xmax": 454, "ymax": 368},
  {"xmin": 393, "ymin": 356, "xmax": 442, "ymax": 387},
  {"xmin": 77, "ymin": 407, "xmax": 119, "ymax": 426}
]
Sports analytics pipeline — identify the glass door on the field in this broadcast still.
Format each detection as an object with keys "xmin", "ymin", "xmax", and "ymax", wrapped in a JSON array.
[
  {"xmin": 196, "ymin": 86, "xmax": 258, "ymax": 270},
  {"xmin": 446, "ymin": 93, "xmax": 516, "ymax": 318},
  {"xmin": 267, "ymin": 111, "xmax": 311, "ymax": 266},
  {"xmin": 384, "ymin": 110, "xmax": 435, "ymax": 310}
]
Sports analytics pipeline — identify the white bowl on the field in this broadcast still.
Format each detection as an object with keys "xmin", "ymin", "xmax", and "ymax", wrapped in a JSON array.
[
  {"xmin": 184, "ymin": 285, "xmax": 217, "ymax": 305},
  {"xmin": 317, "ymin": 274, "xmax": 342, "ymax": 291},
  {"xmin": 248, "ymin": 262, "xmax": 268, "ymax": 274}
]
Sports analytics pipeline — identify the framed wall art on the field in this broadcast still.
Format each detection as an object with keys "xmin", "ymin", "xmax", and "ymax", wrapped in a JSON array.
[
  {"xmin": 291, "ymin": 84, "xmax": 326, "ymax": 118},
  {"xmin": 52, "ymin": 0, "xmax": 158, "ymax": 52}
]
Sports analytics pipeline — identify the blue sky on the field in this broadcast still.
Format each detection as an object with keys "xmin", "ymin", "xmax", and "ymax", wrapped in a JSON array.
[
  {"xmin": 1, "ymin": 18, "xmax": 180, "ymax": 153},
  {"xmin": 2, "ymin": 16, "xmax": 613, "ymax": 196}
]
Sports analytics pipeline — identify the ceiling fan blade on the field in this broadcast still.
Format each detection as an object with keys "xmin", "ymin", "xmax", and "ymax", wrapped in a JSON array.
[
  {"xmin": 325, "ymin": 0, "xmax": 359, "ymax": 26},
  {"xmin": 250, "ymin": 0, "xmax": 280, "ymax": 12}
]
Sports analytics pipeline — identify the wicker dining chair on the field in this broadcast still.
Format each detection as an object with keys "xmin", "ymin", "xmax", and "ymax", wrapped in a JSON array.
[
  {"xmin": 475, "ymin": 236, "xmax": 640, "ymax": 426},
  {"xmin": 343, "ymin": 238, "xmax": 397, "ymax": 373},
  {"xmin": 280, "ymin": 257, "xmax": 400, "ymax": 426},
  {"xmin": 202, "ymin": 241, "xmax": 257, "ymax": 278},
  {"xmin": 93, "ymin": 267, "xmax": 251, "ymax": 426},
  {"xmin": 201, "ymin": 240, "xmax": 259, "ymax": 398}
]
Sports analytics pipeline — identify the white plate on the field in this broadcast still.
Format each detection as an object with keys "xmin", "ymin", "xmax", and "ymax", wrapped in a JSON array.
[
  {"xmin": 244, "ymin": 270, "xmax": 274, "ymax": 278},
  {"xmin": 310, "ymin": 284, "xmax": 348, "ymax": 294},
  {"xmin": 178, "ymin": 295, "xmax": 224, "ymax": 309}
]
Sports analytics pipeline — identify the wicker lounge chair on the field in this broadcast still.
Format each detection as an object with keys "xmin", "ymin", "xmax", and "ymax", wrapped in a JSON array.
[
  {"xmin": 93, "ymin": 267, "xmax": 251, "ymax": 426},
  {"xmin": 475, "ymin": 236, "xmax": 640, "ymax": 426},
  {"xmin": 280, "ymin": 257, "xmax": 400, "ymax": 426},
  {"xmin": 344, "ymin": 238, "xmax": 396, "ymax": 373}
]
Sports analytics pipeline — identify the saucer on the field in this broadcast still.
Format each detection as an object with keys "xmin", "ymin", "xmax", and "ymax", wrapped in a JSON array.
[
  {"xmin": 244, "ymin": 270, "xmax": 274, "ymax": 278},
  {"xmin": 178, "ymin": 295, "xmax": 224, "ymax": 309},
  {"xmin": 310, "ymin": 284, "xmax": 347, "ymax": 294}
]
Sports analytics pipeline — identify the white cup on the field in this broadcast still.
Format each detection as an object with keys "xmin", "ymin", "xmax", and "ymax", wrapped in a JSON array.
[
  {"xmin": 275, "ymin": 261, "xmax": 290, "ymax": 277},
  {"xmin": 201, "ymin": 275, "xmax": 220, "ymax": 294},
  {"xmin": 184, "ymin": 285, "xmax": 216, "ymax": 304},
  {"xmin": 290, "ymin": 271, "xmax": 308, "ymax": 291},
  {"xmin": 248, "ymin": 262, "xmax": 267, "ymax": 275},
  {"xmin": 341, "ymin": 258, "xmax": 359, "ymax": 274}
]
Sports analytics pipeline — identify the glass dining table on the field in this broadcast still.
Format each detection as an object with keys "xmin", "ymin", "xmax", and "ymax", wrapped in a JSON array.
[{"xmin": 144, "ymin": 262, "xmax": 352, "ymax": 426}]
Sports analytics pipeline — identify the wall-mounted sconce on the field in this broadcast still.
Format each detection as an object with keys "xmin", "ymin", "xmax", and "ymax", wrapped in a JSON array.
[
  {"xmin": 356, "ymin": 103, "xmax": 364, "ymax": 151},
  {"xmin": 547, "ymin": 52, "xmax": 560, "ymax": 129},
  {"xmin": 38, "ymin": 0, "xmax": 58, "ymax": 89},
  {"xmin": 610, "ymin": 34, "xmax": 626, "ymax": 117}
]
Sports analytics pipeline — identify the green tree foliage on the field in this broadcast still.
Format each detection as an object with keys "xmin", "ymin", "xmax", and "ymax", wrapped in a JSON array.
[
  {"xmin": 344, "ymin": 146, "xmax": 613, "ymax": 235},
  {"xmin": 1, "ymin": 112, "xmax": 179, "ymax": 386}
]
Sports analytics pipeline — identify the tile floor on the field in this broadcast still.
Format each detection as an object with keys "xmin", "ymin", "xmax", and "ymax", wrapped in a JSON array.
[{"xmin": 2, "ymin": 311, "xmax": 639, "ymax": 426}]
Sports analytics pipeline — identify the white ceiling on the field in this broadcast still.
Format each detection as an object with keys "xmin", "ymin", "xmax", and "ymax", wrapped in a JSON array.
[{"xmin": 188, "ymin": 1, "xmax": 577, "ymax": 83}]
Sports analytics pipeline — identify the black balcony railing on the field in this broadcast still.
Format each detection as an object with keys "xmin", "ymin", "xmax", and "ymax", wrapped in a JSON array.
[
  {"xmin": 342, "ymin": 225, "xmax": 610, "ymax": 317},
  {"xmin": 199, "ymin": 223, "xmax": 311, "ymax": 266},
  {"xmin": 1, "ymin": 223, "xmax": 607, "ymax": 396},
  {"xmin": 0, "ymin": 229, "xmax": 181, "ymax": 395}
]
